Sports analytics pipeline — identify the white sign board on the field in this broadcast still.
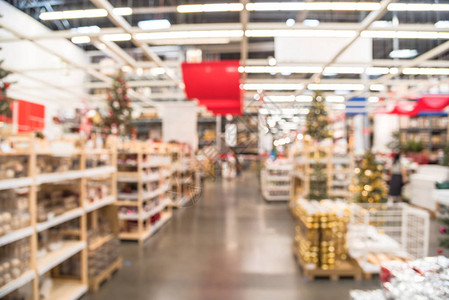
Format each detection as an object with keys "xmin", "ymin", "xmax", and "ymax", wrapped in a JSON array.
[
  {"xmin": 225, "ymin": 124, "xmax": 237, "ymax": 147},
  {"xmin": 275, "ymin": 37, "xmax": 372, "ymax": 64}
]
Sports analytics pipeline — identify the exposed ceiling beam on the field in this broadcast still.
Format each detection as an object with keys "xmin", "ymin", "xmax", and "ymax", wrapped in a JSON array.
[
  {"xmin": 89, "ymin": 0, "xmax": 182, "ymax": 88},
  {"xmin": 309, "ymin": 0, "xmax": 395, "ymax": 84}
]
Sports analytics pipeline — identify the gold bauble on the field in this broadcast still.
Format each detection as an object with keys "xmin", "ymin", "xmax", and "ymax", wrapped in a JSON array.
[
  {"xmin": 364, "ymin": 170, "xmax": 372, "ymax": 176},
  {"xmin": 355, "ymin": 168, "xmax": 361, "ymax": 174}
]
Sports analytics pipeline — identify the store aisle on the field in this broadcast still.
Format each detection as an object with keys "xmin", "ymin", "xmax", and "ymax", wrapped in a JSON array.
[{"xmin": 85, "ymin": 171, "xmax": 378, "ymax": 300}]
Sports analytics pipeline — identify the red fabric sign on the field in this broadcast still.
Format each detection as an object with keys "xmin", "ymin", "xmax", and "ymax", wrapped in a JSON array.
[
  {"xmin": 378, "ymin": 95, "xmax": 449, "ymax": 116},
  {"xmin": 181, "ymin": 60, "xmax": 242, "ymax": 116}
]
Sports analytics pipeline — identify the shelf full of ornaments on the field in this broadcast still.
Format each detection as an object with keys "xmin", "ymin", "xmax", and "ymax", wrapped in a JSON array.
[
  {"xmin": 0, "ymin": 134, "xmax": 121, "ymax": 300},
  {"xmin": 261, "ymin": 159, "xmax": 293, "ymax": 201},
  {"xmin": 115, "ymin": 141, "xmax": 175, "ymax": 242}
]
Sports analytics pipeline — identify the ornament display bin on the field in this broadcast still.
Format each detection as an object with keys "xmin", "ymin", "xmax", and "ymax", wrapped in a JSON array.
[
  {"xmin": 348, "ymin": 203, "xmax": 429, "ymax": 278},
  {"xmin": 292, "ymin": 199, "xmax": 362, "ymax": 280}
]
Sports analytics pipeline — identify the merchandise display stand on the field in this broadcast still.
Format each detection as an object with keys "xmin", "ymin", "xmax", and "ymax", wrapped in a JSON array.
[
  {"xmin": 116, "ymin": 141, "xmax": 173, "ymax": 244},
  {"xmin": 348, "ymin": 203, "xmax": 429, "ymax": 278},
  {"xmin": 261, "ymin": 159, "xmax": 292, "ymax": 201},
  {"xmin": 0, "ymin": 135, "xmax": 121, "ymax": 299}
]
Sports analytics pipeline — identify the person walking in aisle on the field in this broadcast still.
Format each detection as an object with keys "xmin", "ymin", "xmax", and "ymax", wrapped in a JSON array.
[{"xmin": 388, "ymin": 152, "xmax": 407, "ymax": 203}]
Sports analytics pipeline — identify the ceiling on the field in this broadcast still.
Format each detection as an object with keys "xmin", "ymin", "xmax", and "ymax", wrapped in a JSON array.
[{"xmin": 3, "ymin": 0, "xmax": 449, "ymax": 113}]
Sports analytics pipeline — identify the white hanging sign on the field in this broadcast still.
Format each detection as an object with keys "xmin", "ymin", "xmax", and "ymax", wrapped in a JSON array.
[{"xmin": 225, "ymin": 124, "xmax": 237, "ymax": 147}]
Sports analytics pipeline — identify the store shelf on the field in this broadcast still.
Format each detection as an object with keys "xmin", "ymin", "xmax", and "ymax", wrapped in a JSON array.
[
  {"xmin": 117, "ymin": 193, "xmax": 139, "ymax": 200},
  {"xmin": 36, "ymin": 170, "xmax": 84, "ymax": 185},
  {"xmin": 0, "ymin": 177, "xmax": 33, "ymax": 191},
  {"xmin": 85, "ymin": 195, "xmax": 115, "ymax": 213},
  {"xmin": 0, "ymin": 270, "xmax": 35, "ymax": 299},
  {"xmin": 47, "ymin": 279, "xmax": 87, "ymax": 300},
  {"xmin": 89, "ymin": 234, "xmax": 114, "ymax": 251},
  {"xmin": 36, "ymin": 208, "xmax": 84, "ymax": 232},
  {"xmin": 266, "ymin": 175, "xmax": 290, "ymax": 181},
  {"xmin": 0, "ymin": 226, "xmax": 33, "ymax": 247},
  {"xmin": 84, "ymin": 166, "xmax": 116, "ymax": 178},
  {"xmin": 263, "ymin": 185, "xmax": 290, "ymax": 191},
  {"xmin": 118, "ymin": 198, "xmax": 171, "ymax": 221},
  {"xmin": 119, "ymin": 211, "xmax": 172, "ymax": 241},
  {"xmin": 117, "ymin": 172, "xmax": 160, "ymax": 183},
  {"xmin": 37, "ymin": 241, "xmax": 86, "ymax": 275},
  {"xmin": 114, "ymin": 200, "xmax": 138, "ymax": 206},
  {"xmin": 262, "ymin": 192, "xmax": 289, "ymax": 201}
]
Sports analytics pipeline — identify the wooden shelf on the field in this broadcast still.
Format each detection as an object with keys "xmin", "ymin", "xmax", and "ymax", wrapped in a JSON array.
[
  {"xmin": 0, "ymin": 177, "xmax": 33, "ymax": 191},
  {"xmin": 114, "ymin": 200, "xmax": 138, "ymax": 206},
  {"xmin": 118, "ymin": 198, "xmax": 171, "ymax": 221},
  {"xmin": 36, "ymin": 170, "xmax": 84, "ymax": 185},
  {"xmin": 119, "ymin": 211, "xmax": 172, "ymax": 241},
  {"xmin": 47, "ymin": 279, "xmax": 87, "ymax": 300},
  {"xmin": 36, "ymin": 208, "xmax": 84, "ymax": 232},
  {"xmin": 89, "ymin": 234, "xmax": 114, "ymax": 251},
  {"xmin": 84, "ymin": 166, "xmax": 116, "ymax": 178},
  {"xmin": 0, "ymin": 270, "xmax": 35, "ymax": 299},
  {"xmin": 85, "ymin": 195, "xmax": 115, "ymax": 213},
  {"xmin": 0, "ymin": 226, "xmax": 33, "ymax": 247},
  {"xmin": 37, "ymin": 241, "xmax": 86, "ymax": 275}
]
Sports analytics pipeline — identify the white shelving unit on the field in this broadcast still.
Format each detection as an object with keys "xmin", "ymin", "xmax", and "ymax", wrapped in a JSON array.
[{"xmin": 261, "ymin": 161, "xmax": 292, "ymax": 202}]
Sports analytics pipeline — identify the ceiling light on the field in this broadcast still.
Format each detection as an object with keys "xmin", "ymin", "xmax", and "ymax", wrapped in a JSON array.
[
  {"xmin": 286, "ymin": 18, "xmax": 296, "ymax": 27},
  {"xmin": 308, "ymin": 83, "xmax": 365, "ymax": 91},
  {"xmin": 372, "ymin": 20, "xmax": 393, "ymax": 28},
  {"xmin": 333, "ymin": 104, "xmax": 346, "ymax": 110},
  {"xmin": 370, "ymin": 84, "xmax": 385, "ymax": 91},
  {"xmin": 244, "ymin": 66, "xmax": 322, "ymax": 73},
  {"xmin": 389, "ymin": 49, "xmax": 418, "ymax": 59},
  {"xmin": 135, "ymin": 30, "xmax": 243, "ymax": 40},
  {"xmin": 388, "ymin": 3, "xmax": 449, "ymax": 11},
  {"xmin": 403, "ymin": 68, "xmax": 449, "ymax": 75},
  {"xmin": 366, "ymin": 67, "xmax": 390, "ymax": 75},
  {"xmin": 39, "ymin": 9, "xmax": 107, "ymax": 20},
  {"xmin": 265, "ymin": 95, "xmax": 296, "ymax": 102},
  {"xmin": 122, "ymin": 65, "xmax": 132, "ymax": 73},
  {"xmin": 246, "ymin": 2, "xmax": 380, "ymax": 11},
  {"xmin": 361, "ymin": 30, "xmax": 449, "ymax": 39},
  {"xmin": 268, "ymin": 57, "xmax": 277, "ymax": 66},
  {"xmin": 435, "ymin": 21, "xmax": 449, "ymax": 28},
  {"xmin": 138, "ymin": 19, "xmax": 171, "ymax": 30},
  {"xmin": 303, "ymin": 19, "xmax": 320, "ymax": 27},
  {"xmin": 243, "ymin": 83, "xmax": 304, "ymax": 90},
  {"xmin": 149, "ymin": 38, "xmax": 231, "ymax": 45},
  {"xmin": 177, "ymin": 3, "xmax": 244, "ymax": 13},
  {"xmin": 246, "ymin": 29, "xmax": 357, "ymax": 38},
  {"xmin": 368, "ymin": 97, "xmax": 379, "ymax": 102},
  {"xmin": 326, "ymin": 95, "xmax": 345, "ymax": 102},
  {"xmin": 97, "ymin": 43, "xmax": 106, "ymax": 50},
  {"xmin": 102, "ymin": 33, "xmax": 132, "ymax": 41},
  {"xmin": 150, "ymin": 67, "xmax": 166, "ymax": 76},
  {"xmin": 296, "ymin": 95, "xmax": 313, "ymax": 102},
  {"xmin": 70, "ymin": 25, "xmax": 100, "ymax": 34},
  {"xmin": 112, "ymin": 7, "xmax": 133, "ymax": 16},
  {"xmin": 71, "ymin": 36, "xmax": 91, "ymax": 44},
  {"xmin": 390, "ymin": 68, "xmax": 399, "ymax": 74},
  {"xmin": 324, "ymin": 67, "xmax": 364, "ymax": 74}
]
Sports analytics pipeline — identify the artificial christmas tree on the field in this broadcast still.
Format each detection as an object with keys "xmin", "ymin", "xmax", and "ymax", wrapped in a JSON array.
[
  {"xmin": 439, "ymin": 219, "xmax": 449, "ymax": 249},
  {"xmin": 102, "ymin": 72, "xmax": 133, "ymax": 136},
  {"xmin": 352, "ymin": 151, "xmax": 388, "ymax": 203},
  {"xmin": 305, "ymin": 92, "xmax": 330, "ymax": 142},
  {"xmin": 305, "ymin": 92, "xmax": 331, "ymax": 200}
]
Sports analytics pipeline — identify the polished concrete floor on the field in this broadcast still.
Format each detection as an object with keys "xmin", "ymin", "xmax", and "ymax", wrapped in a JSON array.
[{"xmin": 83, "ymin": 171, "xmax": 443, "ymax": 300}]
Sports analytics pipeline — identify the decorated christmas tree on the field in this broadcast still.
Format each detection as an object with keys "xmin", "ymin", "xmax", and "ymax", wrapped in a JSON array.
[
  {"xmin": 0, "ymin": 59, "xmax": 12, "ymax": 118},
  {"xmin": 352, "ymin": 151, "xmax": 388, "ymax": 203},
  {"xmin": 305, "ymin": 92, "xmax": 330, "ymax": 142},
  {"xmin": 102, "ymin": 72, "xmax": 133, "ymax": 135}
]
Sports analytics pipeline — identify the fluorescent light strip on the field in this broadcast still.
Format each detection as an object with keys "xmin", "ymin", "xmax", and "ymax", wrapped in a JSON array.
[
  {"xmin": 102, "ymin": 33, "xmax": 132, "ymax": 42},
  {"xmin": 388, "ymin": 3, "xmax": 449, "ymax": 11},
  {"xmin": 243, "ymin": 66, "xmax": 391, "ymax": 75},
  {"xmin": 246, "ymin": 2, "xmax": 380, "ymax": 11},
  {"xmin": 71, "ymin": 36, "xmax": 91, "ymax": 44},
  {"xmin": 177, "ymin": 3, "xmax": 244, "ymax": 13},
  {"xmin": 135, "ymin": 30, "xmax": 243, "ymax": 40},
  {"xmin": 362, "ymin": 30, "xmax": 449, "ymax": 39},
  {"xmin": 403, "ymin": 68, "xmax": 449, "ymax": 75},
  {"xmin": 243, "ymin": 83, "xmax": 304, "ymax": 90},
  {"xmin": 308, "ymin": 83, "xmax": 365, "ymax": 91},
  {"xmin": 246, "ymin": 29, "xmax": 357, "ymax": 38},
  {"xmin": 39, "ymin": 7, "xmax": 131, "ymax": 20}
]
